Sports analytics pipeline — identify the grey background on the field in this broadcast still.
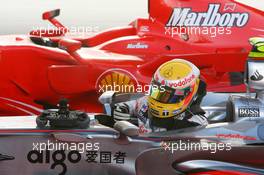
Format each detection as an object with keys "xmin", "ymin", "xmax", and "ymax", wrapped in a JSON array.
[
  {"xmin": 0, "ymin": 0, "xmax": 148, "ymax": 34},
  {"xmin": 0, "ymin": 0, "xmax": 263, "ymax": 35}
]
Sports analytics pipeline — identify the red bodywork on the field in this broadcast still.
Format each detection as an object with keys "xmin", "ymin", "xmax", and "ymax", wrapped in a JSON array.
[{"xmin": 0, "ymin": 0, "xmax": 264, "ymax": 116}]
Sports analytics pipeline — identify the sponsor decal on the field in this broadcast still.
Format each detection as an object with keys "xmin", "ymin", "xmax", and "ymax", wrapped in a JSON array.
[
  {"xmin": 238, "ymin": 107, "xmax": 260, "ymax": 117},
  {"xmin": 27, "ymin": 150, "xmax": 127, "ymax": 175},
  {"xmin": 96, "ymin": 68, "xmax": 138, "ymax": 93},
  {"xmin": 223, "ymin": 3, "xmax": 236, "ymax": 11},
  {"xmin": 162, "ymin": 110, "xmax": 169, "ymax": 116},
  {"xmin": 166, "ymin": 4, "xmax": 249, "ymax": 27},
  {"xmin": 27, "ymin": 140, "xmax": 126, "ymax": 175},
  {"xmin": 127, "ymin": 43, "xmax": 148, "ymax": 49},
  {"xmin": 139, "ymin": 26, "xmax": 150, "ymax": 32},
  {"xmin": 28, "ymin": 150, "xmax": 81, "ymax": 175},
  {"xmin": 216, "ymin": 134, "xmax": 256, "ymax": 141},
  {"xmin": 250, "ymin": 70, "xmax": 264, "ymax": 81},
  {"xmin": 168, "ymin": 74, "xmax": 195, "ymax": 88}
]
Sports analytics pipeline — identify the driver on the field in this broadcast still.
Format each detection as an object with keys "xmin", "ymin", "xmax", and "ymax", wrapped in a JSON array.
[{"xmin": 113, "ymin": 59, "xmax": 208, "ymax": 133}]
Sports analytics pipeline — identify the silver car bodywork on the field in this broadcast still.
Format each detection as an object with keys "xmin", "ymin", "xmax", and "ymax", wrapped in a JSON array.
[{"xmin": 0, "ymin": 92, "xmax": 264, "ymax": 175}]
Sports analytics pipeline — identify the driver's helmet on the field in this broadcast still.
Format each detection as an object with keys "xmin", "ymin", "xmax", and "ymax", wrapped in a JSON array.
[{"xmin": 148, "ymin": 59, "xmax": 200, "ymax": 118}]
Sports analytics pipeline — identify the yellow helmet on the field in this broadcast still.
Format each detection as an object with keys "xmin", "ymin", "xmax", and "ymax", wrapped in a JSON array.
[{"xmin": 148, "ymin": 59, "xmax": 200, "ymax": 118}]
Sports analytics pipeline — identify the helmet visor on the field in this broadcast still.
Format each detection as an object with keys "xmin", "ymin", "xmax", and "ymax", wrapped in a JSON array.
[{"xmin": 149, "ymin": 80, "xmax": 192, "ymax": 104}]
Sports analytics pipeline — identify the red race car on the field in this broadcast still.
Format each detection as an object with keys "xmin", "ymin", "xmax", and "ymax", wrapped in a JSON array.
[{"xmin": 0, "ymin": 0, "xmax": 263, "ymax": 116}]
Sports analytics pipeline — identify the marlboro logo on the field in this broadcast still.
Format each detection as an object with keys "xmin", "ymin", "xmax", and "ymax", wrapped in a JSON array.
[{"xmin": 166, "ymin": 4, "xmax": 249, "ymax": 27}]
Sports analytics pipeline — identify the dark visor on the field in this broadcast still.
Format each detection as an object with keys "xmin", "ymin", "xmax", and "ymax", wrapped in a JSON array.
[{"xmin": 149, "ymin": 80, "xmax": 191, "ymax": 104}]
